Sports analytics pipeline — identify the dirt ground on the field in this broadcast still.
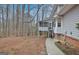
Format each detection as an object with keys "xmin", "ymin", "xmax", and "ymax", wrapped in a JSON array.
[{"xmin": 0, "ymin": 36, "xmax": 46, "ymax": 55}]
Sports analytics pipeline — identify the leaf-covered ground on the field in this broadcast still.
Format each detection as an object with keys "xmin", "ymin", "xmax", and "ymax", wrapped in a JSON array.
[{"xmin": 0, "ymin": 36, "xmax": 47, "ymax": 55}]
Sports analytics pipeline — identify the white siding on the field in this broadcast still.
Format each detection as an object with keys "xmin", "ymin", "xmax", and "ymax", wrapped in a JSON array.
[
  {"xmin": 38, "ymin": 20, "xmax": 53, "ymax": 32},
  {"xmin": 38, "ymin": 27, "xmax": 48, "ymax": 31},
  {"xmin": 62, "ymin": 5, "xmax": 79, "ymax": 39},
  {"xmin": 54, "ymin": 18, "xmax": 62, "ymax": 33}
]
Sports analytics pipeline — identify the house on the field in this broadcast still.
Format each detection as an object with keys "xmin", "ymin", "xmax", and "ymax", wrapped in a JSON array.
[
  {"xmin": 38, "ymin": 18, "xmax": 53, "ymax": 37},
  {"xmin": 37, "ymin": 5, "xmax": 57, "ymax": 37},
  {"xmin": 53, "ymin": 4, "xmax": 79, "ymax": 48}
]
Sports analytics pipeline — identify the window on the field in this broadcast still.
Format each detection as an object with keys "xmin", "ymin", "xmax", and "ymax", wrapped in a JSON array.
[
  {"xmin": 50, "ymin": 23, "xmax": 51, "ymax": 26},
  {"xmin": 58, "ymin": 19, "xmax": 61, "ymax": 27},
  {"xmin": 58, "ymin": 23, "xmax": 61, "ymax": 27},
  {"xmin": 39, "ymin": 21, "xmax": 48, "ymax": 27},
  {"xmin": 44, "ymin": 22, "xmax": 48, "ymax": 27}
]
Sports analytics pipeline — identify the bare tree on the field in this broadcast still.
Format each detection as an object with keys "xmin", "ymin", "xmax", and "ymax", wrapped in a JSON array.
[
  {"xmin": 42, "ymin": 6, "xmax": 44, "ymax": 36},
  {"xmin": 0, "ymin": 9, "xmax": 2, "ymax": 37},
  {"xmin": 16, "ymin": 5, "xmax": 20, "ymax": 36},
  {"xmin": 1, "ymin": 7, "xmax": 5, "ymax": 37},
  {"xmin": 36, "ymin": 4, "xmax": 40, "ymax": 37},
  {"xmin": 21, "ymin": 4, "xmax": 25, "ymax": 36},
  {"xmin": 7, "ymin": 5, "xmax": 11, "ymax": 37},
  {"xmin": 12, "ymin": 4, "xmax": 15, "ymax": 36},
  {"xmin": 27, "ymin": 4, "xmax": 30, "ymax": 36},
  {"xmin": 5, "ymin": 5, "xmax": 9, "ymax": 37}
]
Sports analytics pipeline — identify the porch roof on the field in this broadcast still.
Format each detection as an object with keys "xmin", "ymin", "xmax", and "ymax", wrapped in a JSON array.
[{"xmin": 58, "ymin": 4, "xmax": 75, "ymax": 15}]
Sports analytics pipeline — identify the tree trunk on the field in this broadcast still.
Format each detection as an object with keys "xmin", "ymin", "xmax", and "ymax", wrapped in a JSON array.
[
  {"xmin": 2, "ymin": 8, "xmax": 5, "ymax": 37},
  {"xmin": 16, "ymin": 5, "xmax": 20, "ymax": 36},
  {"xmin": 42, "ymin": 6, "xmax": 44, "ymax": 36},
  {"xmin": 12, "ymin": 4, "xmax": 15, "ymax": 36},
  {"xmin": 6, "ymin": 5, "xmax": 9, "ymax": 37},
  {"xmin": 22, "ymin": 4, "xmax": 25, "ymax": 36}
]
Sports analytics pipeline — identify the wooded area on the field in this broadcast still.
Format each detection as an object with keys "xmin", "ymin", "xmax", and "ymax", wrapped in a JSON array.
[
  {"xmin": 0, "ymin": 4, "xmax": 36, "ymax": 38},
  {"xmin": 0, "ymin": 4, "xmax": 53, "ymax": 38}
]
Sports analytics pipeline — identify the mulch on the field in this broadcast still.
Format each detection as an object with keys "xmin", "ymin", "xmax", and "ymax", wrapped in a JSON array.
[{"xmin": 55, "ymin": 41, "xmax": 79, "ymax": 55}]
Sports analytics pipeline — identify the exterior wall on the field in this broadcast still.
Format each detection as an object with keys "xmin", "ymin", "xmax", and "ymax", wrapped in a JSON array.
[
  {"xmin": 38, "ymin": 27, "xmax": 48, "ymax": 31},
  {"xmin": 61, "ymin": 5, "xmax": 79, "ymax": 39},
  {"xmin": 54, "ymin": 18, "xmax": 62, "ymax": 33},
  {"xmin": 38, "ymin": 20, "xmax": 53, "ymax": 32},
  {"xmin": 54, "ymin": 5, "xmax": 79, "ymax": 48}
]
